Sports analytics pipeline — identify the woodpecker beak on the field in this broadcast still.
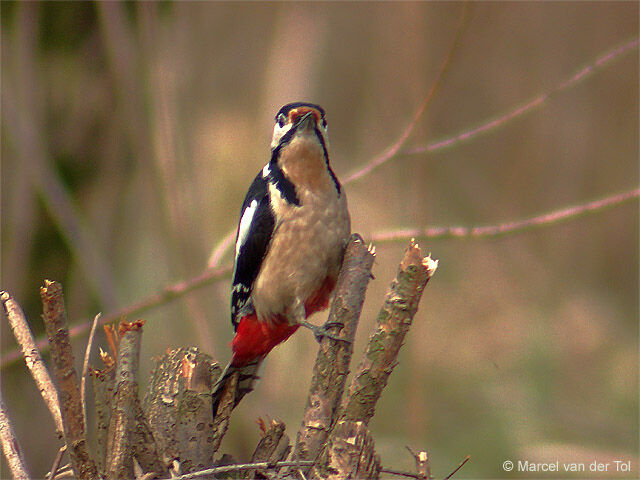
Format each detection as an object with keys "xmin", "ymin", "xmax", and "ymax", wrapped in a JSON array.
[{"xmin": 297, "ymin": 111, "xmax": 317, "ymax": 133}]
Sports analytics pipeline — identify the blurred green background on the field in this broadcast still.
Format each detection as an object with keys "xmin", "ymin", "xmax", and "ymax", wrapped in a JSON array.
[{"xmin": 1, "ymin": 2, "xmax": 638, "ymax": 478}]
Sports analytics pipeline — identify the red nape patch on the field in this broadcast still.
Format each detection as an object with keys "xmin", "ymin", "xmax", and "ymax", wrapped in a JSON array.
[{"xmin": 231, "ymin": 314, "xmax": 299, "ymax": 367}]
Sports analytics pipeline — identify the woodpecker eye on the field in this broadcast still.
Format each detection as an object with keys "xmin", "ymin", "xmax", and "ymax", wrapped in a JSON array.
[{"xmin": 277, "ymin": 114, "xmax": 286, "ymax": 128}]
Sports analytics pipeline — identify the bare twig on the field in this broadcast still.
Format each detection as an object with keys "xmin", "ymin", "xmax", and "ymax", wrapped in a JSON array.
[
  {"xmin": 404, "ymin": 37, "xmax": 639, "ymax": 156},
  {"xmin": 105, "ymin": 320, "xmax": 144, "ymax": 480},
  {"xmin": 443, "ymin": 455, "xmax": 471, "ymax": 480},
  {"xmin": 405, "ymin": 445, "xmax": 430, "ymax": 480},
  {"xmin": 46, "ymin": 445, "xmax": 68, "ymax": 480},
  {"xmin": 380, "ymin": 467, "xmax": 427, "ymax": 479},
  {"xmin": 380, "ymin": 454, "xmax": 470, "ymax": 480},
  {"xmin": 293, "ymin": 235, "xmax": 375, "ymax": 467},
  {"xmin": 371, "ymin": 188, "xmax": 640, "ymax": 242},
  {"xmin": 40, "ymin": 280, "xmax": 98, "ymax": 480},
  {"xmin": 343, "ymin": 2, "xmax": 469, "ymax": 184},
  {"xmin": 0, "ymin": 265, "xmax": 231, "ymax": 368},
  {"xmin": 207, "ymin": 229, "xmax": 237, "ymax": 268},
  {"xmin": 163, "ymin": 460, "xmax": 315, "ymax": 480},
  {"xmin": 1, "ymin": 290, "xmax": 63, "ymax": 437},
  {"xmin": 0, "ymin": 385, "xmax": 30, "ymax": 480},
  {"xmin": 341, "ymin": 241, "xmax": 438, "ymax": 424},
  {"xmin": 81, "ymin": 313, "xmax": 101, "ymax": 432}
]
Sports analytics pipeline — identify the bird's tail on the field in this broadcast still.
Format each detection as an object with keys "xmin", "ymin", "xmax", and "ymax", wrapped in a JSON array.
[{"xmin": 211, "ymin": 356, "xmax": 264, "ymax": 416}]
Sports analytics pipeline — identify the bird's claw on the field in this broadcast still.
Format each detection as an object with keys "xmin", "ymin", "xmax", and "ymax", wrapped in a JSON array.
[{"xmin": 300, "ymin": 320, "xmax": 351, "ymax": 344}]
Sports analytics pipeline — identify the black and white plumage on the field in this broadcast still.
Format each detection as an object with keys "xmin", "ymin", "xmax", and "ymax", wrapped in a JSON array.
[
  {"xmin": 213, "ymin": 102, "xmax": 350, "ymax": 412},
  {"xmin": 230, "ymin": 102, "xmax": 346, "ymax": 335}
]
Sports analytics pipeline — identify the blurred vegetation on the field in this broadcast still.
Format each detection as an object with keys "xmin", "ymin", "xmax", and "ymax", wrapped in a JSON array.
[{"xmin": 1, "ymin": 2, "xmax": 638, "ymax": 478}]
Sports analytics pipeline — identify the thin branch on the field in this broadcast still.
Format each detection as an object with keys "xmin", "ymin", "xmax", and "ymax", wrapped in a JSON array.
[
  {"xmin": 380, "ymin": 468, "xmax": 427, "ymax": 479},
  {"xmin": 162, "ymin": 460, "xmax": 315, "ymax": 480},
  {"xmin": 343, "ymin": 2, "xmax": 469, "ymax": 184},
  {"xmin": 405, "ymin": 445, "xmax": 430, "ymax": 480},
  {"xmin": 0, "ymin": 265, "xmax": 231, "ymax": 368},
  {"xmin": 371, "ymin": 188, "xmax": 639, "ymax": 242},
  {"xmin": 380, "ymin": 455, "xmax": 470, "ymax": 480},
  {"xmin": 293, "ymin": 235, "xmax": 375, "ymax": 467},
  {"xmin": 443, "ymin": 455, "xmax": 471, "ymax": 480},
  {"xmin": 40, "ymin": 280, "xmax": 98, "ymax": 480},
  {"xmin": 81, "ymin": 313, "xmax": 101, "ymax": 433},
  {"xmin": 0, "ymin": 385, "xmax": 30, "ymax": 480},
  {"xmin": 105, "ymin": 320, "xmax": 144, "ymax": 480},
  {"xmin": 0, "ymin": 290, "xmax": 64, "ymax": 437},
  {"xmin": 404, "ymin": 37, "xmax": 639, "ymax": 156},
  {"xmin": 46, "ymin": 445, "xmax": 68, "ymax": 480},
  {"xmin": 207, "ymin": 229, "xmax": 237, "ymax": 268},
  {"xmin": 341, "ymin": 241, "xmax": 438, "ymax": 425}
]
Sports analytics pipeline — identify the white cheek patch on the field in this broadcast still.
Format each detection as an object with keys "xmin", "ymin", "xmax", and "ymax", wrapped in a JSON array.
[
  {"xmin": 262, "ymin": 163, "xmax": 271, "ymax": 178},
  {"xmin": 236, "ymin": 199, "xmax": 258, "ymax": 256},
  {"xmin": 271, "ymin": 123, "xmax": 292, "ymax": 149}
]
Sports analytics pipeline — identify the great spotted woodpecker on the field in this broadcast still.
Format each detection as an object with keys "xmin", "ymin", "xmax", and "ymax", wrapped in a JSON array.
[{"xmin": 213, "ymin": 102, "xmax": 351, "ymax": 410}]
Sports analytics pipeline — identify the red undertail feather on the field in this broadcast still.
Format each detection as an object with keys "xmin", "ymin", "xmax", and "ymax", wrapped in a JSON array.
[
  {"xmin": 231, "ymin": 277, "xmax": 337, "ymax": 367},
  {"xmin": 231, "ymin": 314, "xmax": 299, "ymax": 367}
]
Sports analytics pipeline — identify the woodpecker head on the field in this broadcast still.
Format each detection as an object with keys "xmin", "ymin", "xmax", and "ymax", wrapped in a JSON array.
[
  {"xmin": 271, "ymin": 102, "xmax": 328, "ymax": 150},
  {"xmin": 268, "ymin": 102, "xmax": 340, "ymax": 197}
]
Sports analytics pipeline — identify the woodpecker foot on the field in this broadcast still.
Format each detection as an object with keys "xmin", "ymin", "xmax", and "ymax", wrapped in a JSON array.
[{"xmin": 300, "ymin": 321, "xmax": 351, "ymax": 344}]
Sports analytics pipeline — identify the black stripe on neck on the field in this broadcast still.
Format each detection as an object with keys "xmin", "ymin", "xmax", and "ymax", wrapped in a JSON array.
[{"xmin": 270, "ymin": 124, "xmax": 341, "ymax": 198}]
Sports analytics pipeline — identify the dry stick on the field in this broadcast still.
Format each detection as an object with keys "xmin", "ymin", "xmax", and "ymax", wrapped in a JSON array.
[
  {"xmin": 46, "ymin": 445, "xmax": 68, "ymax": 480},
  {"xmin": 0, "ymin": 290, "xmax": 64, "ymax": 438},
  {"xmin": 404, "ymin": 37, "xmax": 640, "ymax": 156},
  {"xmin": 162, "ymin": 460, "xmax": 316, "ymax": 480},
  {"xmin": 372, "ymin": 188, "xmax": 640, "ymax": 243},
  {"xmin": 405, "ymin": 446, "xmax": 430, "ymax": 480},
  {"xmin": 40, "ymin": 280, "xmax": 98, "ymax": 480},
  {"xmin": 0, "ymin": 385, "xmax": 30, "ymax": 480},
  {"xmin": 81, "ymin": 313, "xmax": 101, "ymax": 433},
  {"xmin": 293, "ymin": 234, "xmax": 375, "ymax": 467},
  {"xmin": 341, "ymin": 241, "xmax": 438, "ymax": 424},
  {"xmin": 343, "ymin": 1, "xmax": 469, "ymax": 184},
  {"xmin": 0, "ymin": 265, "xmax": 231, "ymax": 368},
  {"xmin": 105, "ymin": 320, "xmax": 144, "ymax": 480},
  {"xmin": 444, "ymin": 455, "xmax": 471, "ymax": 480}
]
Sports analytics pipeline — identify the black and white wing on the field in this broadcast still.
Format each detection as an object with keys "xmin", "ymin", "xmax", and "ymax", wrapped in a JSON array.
[{"xmin": 230, "ymin": 169, "xmax": 276, "ymax": 329}]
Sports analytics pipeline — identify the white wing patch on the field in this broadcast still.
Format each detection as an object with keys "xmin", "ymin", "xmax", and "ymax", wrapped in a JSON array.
[
  {"xmin": 262, "ymin": 163, "xmax": 271, "ymax": 178},
  {"xmin": 236, "ymin": 199, "xmax": 258, "ymax": 256}
]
